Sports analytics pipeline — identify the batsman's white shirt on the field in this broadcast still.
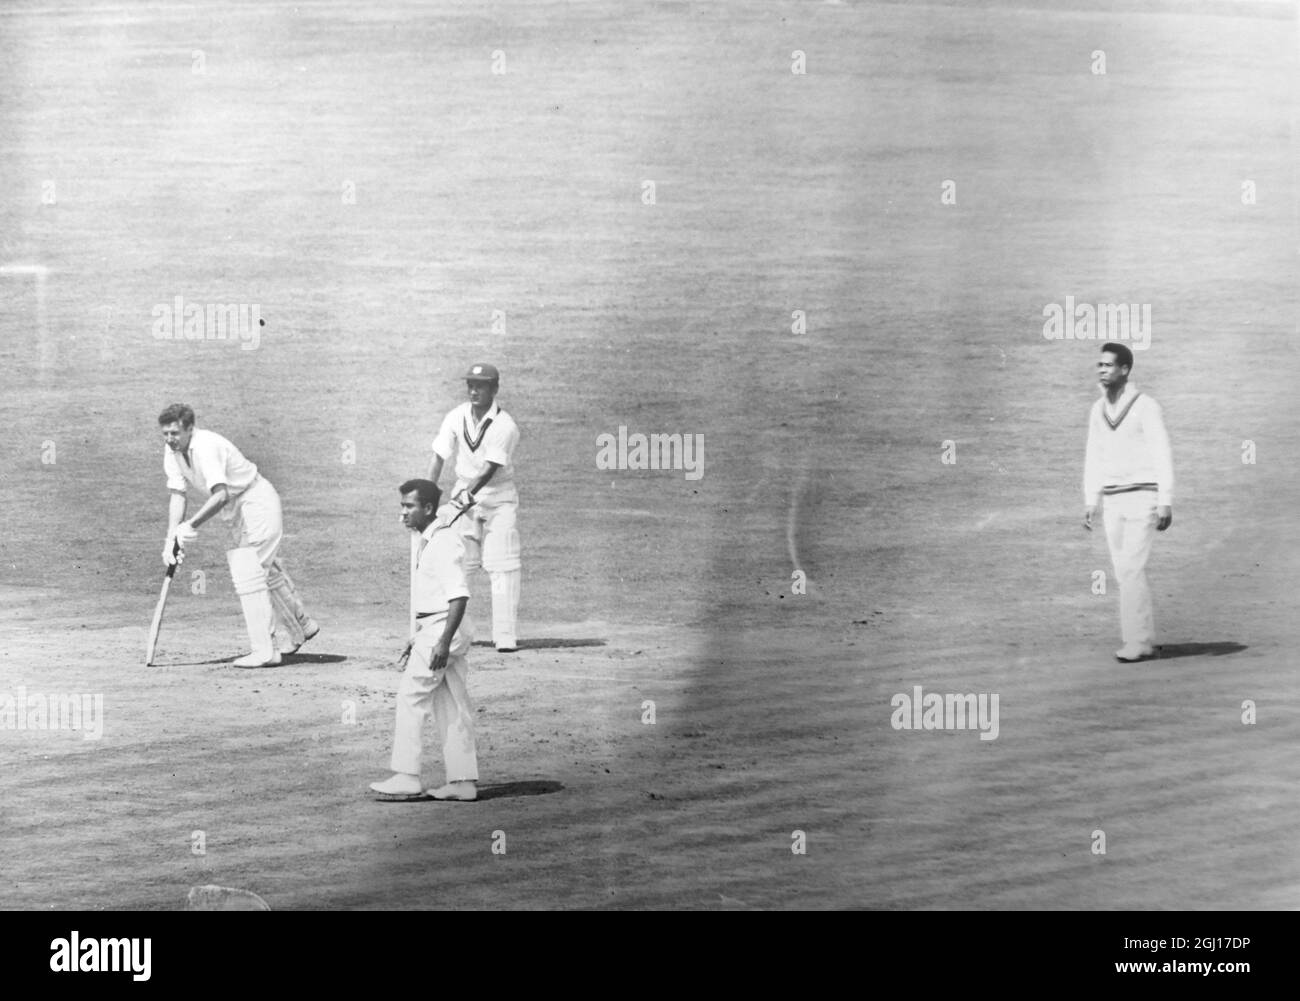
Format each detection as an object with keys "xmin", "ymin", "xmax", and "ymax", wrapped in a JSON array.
[
  {"xmin": 1082, "ymin": 383, "xmax": 1174, "ymax": 507},
  {"xmin": 164, "ymin": 428, "xmax": 261, "ymax": 504},
  {"xmin": 432, "ymin": 402, "xmax": 519, "ymax": 499}
]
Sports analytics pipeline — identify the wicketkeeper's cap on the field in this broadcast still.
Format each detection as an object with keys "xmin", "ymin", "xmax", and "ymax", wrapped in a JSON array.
[{"xmin": 465, "ymin": 363, "xmax": 500, "ymax": 383}]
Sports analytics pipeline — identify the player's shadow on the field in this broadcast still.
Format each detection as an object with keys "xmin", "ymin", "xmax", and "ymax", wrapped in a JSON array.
[
  {"xmin": 179, "ymin": 654, "xmax": 348, "ymax": 667},
  {"xmin": 476, "ymin": 780, "xmax": 564, "ymax": 800},
  {"xmin": 1157, "ymin": 642, "xmax": 1247, "ymax": 660},
  {"xmin": 280, "ymin": 653, "xmax": 348, "ymax": 665},
  {"xmin": 471, "ymin": 639, "xmax": 606, "ymax": 650}
]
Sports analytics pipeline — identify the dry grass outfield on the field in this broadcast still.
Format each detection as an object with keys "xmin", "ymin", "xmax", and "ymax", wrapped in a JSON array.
[{"xmin": 1, "ymin": 0, "xmax": 1296, "ymax": 908}]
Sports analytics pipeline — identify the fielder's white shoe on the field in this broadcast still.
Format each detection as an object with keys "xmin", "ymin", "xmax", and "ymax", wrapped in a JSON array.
[
  {"xmin": 370, "ymin": 773, "xmax": 426, "ymax": 799},
  {"xmin": 233, "ymin": 650, "xmax": 282, "ymax": 668},
  {"xmin": 429, "ymin": 780, "xmax": 478, "ymax": 802}
]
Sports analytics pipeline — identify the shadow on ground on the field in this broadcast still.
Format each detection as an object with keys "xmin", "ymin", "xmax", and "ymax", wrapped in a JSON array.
[
  {"xmin": 471, "ymin": 639, "xmax": 606, "ymax": 650},
  {"xmin": 477, "ymin": 780, "xmax": 564, "ymax": 800},
  {"xmin": 1158, "ymin": 642, "xmax": 1248, "ymax": 659},
  {"xmin": 174, "ymin": 653, "xmax": 349, "ymax": 667}
]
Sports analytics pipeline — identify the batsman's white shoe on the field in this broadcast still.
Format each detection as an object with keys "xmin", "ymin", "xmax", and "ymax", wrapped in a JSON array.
[
  {"xmin": 1115, "ymin": 646, "xmax": 1157, "ymax": 663},
  {"xmin": 429, "ymin": 780, "xmax": 478, "ymax": 802},
  {"xmin": 370, "ymin": 773, "xmax": 426, "ymax": 800},
  {"xmin": 495, "ymin": 641, "xmax": 518, "ymax": 653},
  {"xmin": 233, "ymin": 650, "xmax": 282, "ymax": 668}
]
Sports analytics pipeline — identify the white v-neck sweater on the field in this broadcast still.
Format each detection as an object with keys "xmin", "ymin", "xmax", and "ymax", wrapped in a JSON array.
[{"xmin": 1083, "ymin": 383, "xmax": 1174, "ymax": 507}]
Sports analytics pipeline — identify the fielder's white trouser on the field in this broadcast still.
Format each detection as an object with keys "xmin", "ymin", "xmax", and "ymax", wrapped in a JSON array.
[
  {"xmin": 1102, "ymin": 490, "xmax": 1159, "ymax": 651},
  {"xmin": 222, "ymin": 476, "xmax": 312, "ymax": 652},
  {"xmin": 390, "ymin": 614, "xmax": 478, "ymax": 781},
  {"xmin": 455, "ymin": 481, "xmax": 520, "ymax": 648}
]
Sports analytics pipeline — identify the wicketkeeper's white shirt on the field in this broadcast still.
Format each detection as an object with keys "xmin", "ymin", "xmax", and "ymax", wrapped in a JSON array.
[{"xmin": 1083, "ymin": 382, "xmax": 1174, "ymax": 507}]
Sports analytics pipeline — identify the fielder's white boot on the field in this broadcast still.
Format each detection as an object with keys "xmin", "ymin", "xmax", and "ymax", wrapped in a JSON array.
[
  {"xmin": 429, "ymin": 780, "xmax": 477, "ymax": 802},
  {"xmin": 370, "ymin": 773, "xmax": 425, "ymax": 798}
]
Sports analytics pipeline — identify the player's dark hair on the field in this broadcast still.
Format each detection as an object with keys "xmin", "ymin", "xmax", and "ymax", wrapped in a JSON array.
[
  {"xmin": 158, "ymin": 403, "xmax": 195, "ymax": 428},
  {"xmin": 399, "ymin": 478, "xmax": 441, "ymax": 510},
  {"xmin": 1101, "ymin": 343, "xmax": 1134, "ymax": 372}
]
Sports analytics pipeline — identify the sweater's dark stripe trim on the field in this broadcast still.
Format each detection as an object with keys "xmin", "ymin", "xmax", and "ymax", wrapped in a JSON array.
[
  {"xmin": 463, "ymin": 416, "xmax": 494, "ymax": 453},
  {"xmin": 1103, "ymin": 392, "xmax": 1142, "ymax": 430},
  {"xmin": 1102, "ymin": 483, "xmax": 1158, "ymax": 495}
]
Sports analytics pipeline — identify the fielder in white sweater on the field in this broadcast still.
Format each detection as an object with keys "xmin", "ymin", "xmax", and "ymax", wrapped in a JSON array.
[{"xmin": 1082, "ymin": 343, "xmax": 1174, "ymax": 662}]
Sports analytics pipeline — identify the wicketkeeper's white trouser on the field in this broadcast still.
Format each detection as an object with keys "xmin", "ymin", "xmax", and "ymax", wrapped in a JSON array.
[
  {"xmin": 1102, "ymin": 490, "xmax": 1159, "ymax": 651},
  {"xmin": 390, "ymin": 614, "xmax": 478, "ymax": 782}
]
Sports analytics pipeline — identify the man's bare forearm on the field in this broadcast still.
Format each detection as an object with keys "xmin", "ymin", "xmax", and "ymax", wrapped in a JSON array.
[
  {"xmin": 186, "ymin": 486, "xmax": 229, "ymax": 528},
  {"xmin": 468, "ymin": 463, "xmax": 500, "ymax": 496},
  {"xmin": 166, "ymin": 492, "xmax": 187, "ymax": 532},
  {"xmin": 440, "ymin": 597, "xmax": 468, "ymax": 647}
]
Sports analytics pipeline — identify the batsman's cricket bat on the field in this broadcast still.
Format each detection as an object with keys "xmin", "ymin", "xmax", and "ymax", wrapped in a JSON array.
[{"xmin": 145, "ymin": 542, "xmax": 180, "ymax": 666}]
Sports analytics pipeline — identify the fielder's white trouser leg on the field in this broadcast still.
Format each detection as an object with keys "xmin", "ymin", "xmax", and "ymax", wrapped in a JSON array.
[
  {"xmin": 391, "ymin": 618, "xmax": 477, "ymax": 781},
  {"xmin": 227, "ymin": 547, "xmax": 276, "ymax": 661},
  {"xmin": 230, "ymin": 478, "xmax": 312, "ymax": 653},
  {"xmin": 457, "ymin": 488, "xmax": 521, "ymax": 649},
  {"xmin": 1102, "ymin": 492, "xmax": 1158, "ymax": 651}
]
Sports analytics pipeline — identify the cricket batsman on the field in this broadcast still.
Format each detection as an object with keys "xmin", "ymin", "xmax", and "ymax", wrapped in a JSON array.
[
  {"xmin": 426, "ymin": 363, "xmax": 522, "ymax": 652},
  {"xmin": 158, "ymin": 403, "xmax": 317, "ymax": 667}
]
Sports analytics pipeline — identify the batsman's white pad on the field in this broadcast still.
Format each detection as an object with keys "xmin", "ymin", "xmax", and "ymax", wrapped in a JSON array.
[
  {"xmin": 459, "ymin": 518, "xmax": 484, "ymax": 573},
  {"xmin": 481, "ymin": 509, "xmax": 521, "ymax": 574},
  {"xmin": 489, "ymin": 569, "xmax": 520, "ymax": 647},
  {"xmin": 266, "ymin": 559, "xmax": 307, "ymax": 649},
  {"xmin": 227, "ymin": 547, "xmax": 274, "ymax": 658}
]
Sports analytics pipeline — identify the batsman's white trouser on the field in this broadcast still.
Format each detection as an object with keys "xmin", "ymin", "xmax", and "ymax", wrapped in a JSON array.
[
  {"xmin": 390, "ymin": 614, "xmax": 477, "ymax": 782},
  {"xmin": 455, "ymin": 481, "xmax": 520, "ymax": 649},
  {"xmin": 1102, "ymin": 491, "xmax": 1159, "ymax": 651},
  {"xmin": 227, "ymin": 547, "xmax": 275, "ymax": 660},
  {"xmin": 222, "ymin": 476, "xmax": 312, "ymax": 652}
]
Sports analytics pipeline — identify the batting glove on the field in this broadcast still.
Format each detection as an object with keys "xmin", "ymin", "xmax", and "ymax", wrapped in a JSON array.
[{"xmin": 174, "ymin": 521, "xmax": 199, "ymax": 546}]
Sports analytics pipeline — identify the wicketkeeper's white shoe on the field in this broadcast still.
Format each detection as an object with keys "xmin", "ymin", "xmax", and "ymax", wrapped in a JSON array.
[{"xmin": 233, "ymin": 650, "xmax": 282, "ymax": 668}]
